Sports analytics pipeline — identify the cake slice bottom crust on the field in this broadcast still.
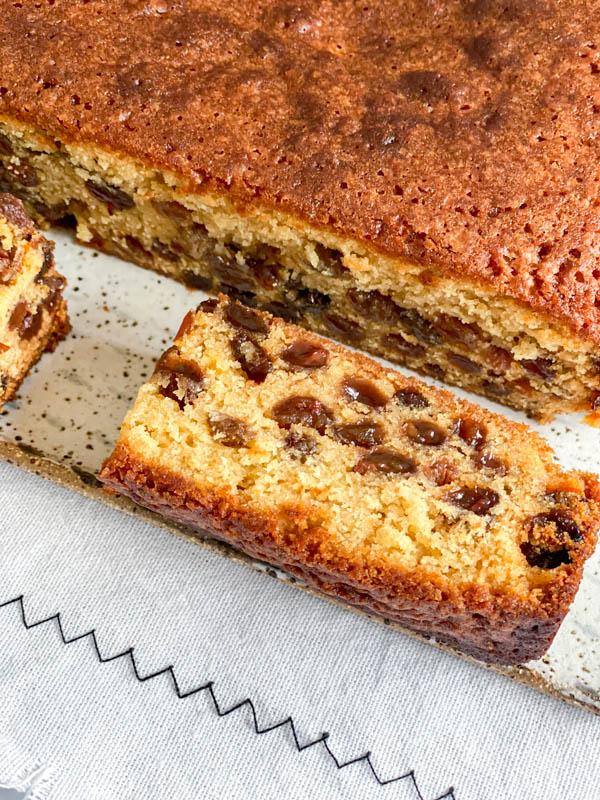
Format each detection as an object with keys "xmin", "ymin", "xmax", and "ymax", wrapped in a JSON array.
[{"xmin": 102, "ymin": 445, "xmax": 591, "ymax": 665}]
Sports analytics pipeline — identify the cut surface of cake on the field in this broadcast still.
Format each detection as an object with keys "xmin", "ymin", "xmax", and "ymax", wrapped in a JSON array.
[
  {"xmin": 0, "ymin": 193, "xmax": 69, "ymax": 406},
  {"xmin": 99, "ymin": 297, "xmax": 600, "ymax": 665},
  {"xmin": 1, "ymin": 2, "xmax": 600, "ymax": 419}
]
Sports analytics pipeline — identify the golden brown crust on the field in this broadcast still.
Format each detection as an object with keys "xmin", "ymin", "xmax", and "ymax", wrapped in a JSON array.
[
  {"xmin": 100, "ymin": 443, "xmax": 600, "ymax": 665},
  {"xmin": 43, "ymin": 298, "xmax": 71, "ymax": 353},
  {"xmin": 2, "ymin": 2, "xmax": 600, "ymax": 343}
]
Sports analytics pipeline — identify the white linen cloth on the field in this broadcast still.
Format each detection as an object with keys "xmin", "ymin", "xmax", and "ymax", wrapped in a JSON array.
[{"xmin": 0, "ymin": 460, "xmax": 598, "ymax": 800}]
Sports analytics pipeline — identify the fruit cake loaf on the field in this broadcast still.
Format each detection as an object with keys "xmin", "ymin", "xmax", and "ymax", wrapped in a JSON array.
[
  {"xmin": 100, "ymin": 296, "xmax": 600, "ymax": 665},
  {"xmin": 0, "ymin": 193, "xmax": 69, "ymax": 406},
  {"xmin": 1, "ymin": 3, "xmax": 600, "ymax": 421}
]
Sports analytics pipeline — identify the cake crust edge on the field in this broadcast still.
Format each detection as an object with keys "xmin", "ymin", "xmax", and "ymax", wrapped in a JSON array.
[
  {"xmin": 2, "ymin": 111, "xmax": 600, "ymax": 353},
  {"xmin": 99, "ymin": 443, "xmax": 600, "ymax": 666}
]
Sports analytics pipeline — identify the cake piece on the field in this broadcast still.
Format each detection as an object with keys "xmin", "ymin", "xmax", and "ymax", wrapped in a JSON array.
[
  {"xmin": 0, "ymin": 193, "xmax": 69, "ymax": 406},
  {"xmin": 1, "ymin": 3, "xmax": 600, "ymax": 420},
  {"xmin": 100, "ymin": 297, "xmax": 600, "ymax": 665}
]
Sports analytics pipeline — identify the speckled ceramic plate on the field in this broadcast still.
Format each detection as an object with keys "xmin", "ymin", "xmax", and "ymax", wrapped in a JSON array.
[{"xmin": 2, "ymin": 230, "xmax": 600, "ymax": 714}]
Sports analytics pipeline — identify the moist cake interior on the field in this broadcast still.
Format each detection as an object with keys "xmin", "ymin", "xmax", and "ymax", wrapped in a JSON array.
[
  {"xmin": 1, "ymin": 121, "xmax": 599, "ymax": 421},
  {"xmin": 108, "ymin": 298, "xmax": 598, "ymax": 605},
  {"xmin": 0, "ymin": 193, "xmax": 69, "ymax": 403}
]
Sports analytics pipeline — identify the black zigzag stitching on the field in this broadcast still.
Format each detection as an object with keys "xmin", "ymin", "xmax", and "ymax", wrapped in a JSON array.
[{"xmin": 0, "ymin": 595, "xmax": 456, "ymax": 798}]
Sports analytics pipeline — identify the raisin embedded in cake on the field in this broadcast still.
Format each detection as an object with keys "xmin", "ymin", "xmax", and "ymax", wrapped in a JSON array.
[
  {"xmin": 99, "ymin": 297, "xmax": 600, "ymax": 666},
  {"xmin": 0, "ymin": 193, "xmax": 69, "ymax": 406},
  {"xmin": 1, "ymin": 2, "xmax": 600, "ymax": 419}
]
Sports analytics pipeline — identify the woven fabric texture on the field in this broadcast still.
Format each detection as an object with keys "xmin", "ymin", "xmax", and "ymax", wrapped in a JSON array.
[{"xmin": 0, "ymin": 461, "xmax": 597, "ymax": 800}]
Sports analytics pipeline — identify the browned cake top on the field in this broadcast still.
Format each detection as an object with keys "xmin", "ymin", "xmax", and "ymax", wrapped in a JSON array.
[{"xmin": 2, "ymin": 1, "xmax": 600, "ymax": 341}]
